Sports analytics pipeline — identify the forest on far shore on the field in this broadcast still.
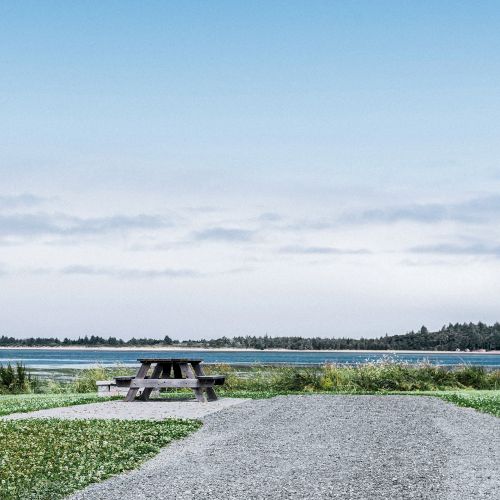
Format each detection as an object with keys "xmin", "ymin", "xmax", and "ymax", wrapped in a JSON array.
[{"xmin": 1, "ymin": 322, "xmax": 499, "ymax": 351}]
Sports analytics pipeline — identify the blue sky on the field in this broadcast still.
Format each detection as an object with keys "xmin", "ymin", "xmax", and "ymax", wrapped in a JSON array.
[{"xmin": 1, "ymin": 2, "xmax": 499, "ymax": 339}]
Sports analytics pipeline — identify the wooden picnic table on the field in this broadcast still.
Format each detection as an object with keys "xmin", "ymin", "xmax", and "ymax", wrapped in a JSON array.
[{"xmin": 124, "ymin": 358, "xmax": 224, "ymax": 403}]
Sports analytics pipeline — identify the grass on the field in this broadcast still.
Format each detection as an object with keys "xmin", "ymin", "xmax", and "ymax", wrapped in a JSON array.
[
  {"xmin": 0, "ymin": 418, "xmax": 201, "ymax": 500},
  {"xmin": 0, "ymin": 393, "xmax": 120, "ymax": 416},
  {"xmin": 30, "ymin": 361, "xmax": 500, "ymax": 395},
  {"xmin": 25, "ymin": 362, "xmax": 500, "ymax": 420},
  {"xmin": 64, "ymin": 362, "xmax": 500, "ymax": 416},
  {"xmin": 437, "ymin": 390, "xmax": 500, "ymax": 417},
  {"xmin": 204, "ymin": 362, "xmax": 500, "ymax": 392},
  {"xmin": 0, "ymin": 363, "xmax": 34, "ymax": 393}
]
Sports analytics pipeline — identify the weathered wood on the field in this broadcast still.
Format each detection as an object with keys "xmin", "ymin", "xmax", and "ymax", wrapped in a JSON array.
[
  {"xmin": 160, "ymin": 362, "xmax": 172, "ymax": 378},
  {"xmin": 206, "ymin": 388, "xmax": 218, "ymax": 402},
  {"xmin": 193, "ymin": 388, "xmax": 208, "ymax": 402},
  {"xmin": 197, "ymin": 375, "xmax": 225, "ymax": 385},
  {"xmin": 179, "ymin": 362, "xmax": 197, "ymax": 379},
  {"xmin": 179, "ymin": 362, "xmax": 189, "ymax": 378},
  {"xmin": 130, "ymin": 378, "xmax": 217, "ymax": 389},
  {"xmin": 179, "ymin": 362, "xmax": 208, "ymax": 402},
  {"xmin": 192, "ymin": 362, "xmax": 219, "ymax": 401},
  {"xmin": 137, "ymin": 358, "xmax": 202, "ymax": 364},
  {"xmin": 124, "ymin": 362, "xmax": 151, "ymax": 402},
  {"xmin": 114, "ymin": 376, "xmax": 134, "ymax": 388},
  {"xmin": 124, "ymin": 359, "xmax": 224, "ymax": 403},
  {"xmin": 140, "ymin": 363, "xmax": 164, "ymax": 401},
  {"xmin": 191, "ymin": 363, "xmax": 204, "ymax": 377},
  {"xmin": 158, "ymin": 362, "xmax": 171, "ymax": 393},
  {"xmin": 173, "ymin": 362, "xmax": 183, "ymax": 379}
]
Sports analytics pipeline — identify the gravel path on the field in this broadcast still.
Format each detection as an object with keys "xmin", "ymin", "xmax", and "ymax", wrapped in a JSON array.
[
  {"xmin": 68, "ymin": 395, "xmax": 499, "ymax": 500},
  {"xmin": 4, "ymin": 397, "xmax": 248, "ymax": 420}
]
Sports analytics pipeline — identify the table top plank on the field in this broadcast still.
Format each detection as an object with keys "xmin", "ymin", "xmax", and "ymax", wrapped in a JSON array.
[{"xmin": 137, "ymin": 357, "xmax": 202, "ymax": 364}]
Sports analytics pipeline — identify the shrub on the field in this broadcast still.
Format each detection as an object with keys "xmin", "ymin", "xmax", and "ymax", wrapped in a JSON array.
[
  {"xmin": 453, "ymin": 366, "xmax": 489, "ymax": 389},
  {"xmin": 268, "ymin": 366, "xmax": 322, "ymax": 392},
  {"xmin": 0, "ymin": 363, "xmax": 37, "ymax": 394}
]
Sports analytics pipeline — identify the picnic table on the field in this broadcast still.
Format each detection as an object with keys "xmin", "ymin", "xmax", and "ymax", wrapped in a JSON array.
[{"xmin": 124, "ymin": 358, "xmax": 225, "ymax": 403}]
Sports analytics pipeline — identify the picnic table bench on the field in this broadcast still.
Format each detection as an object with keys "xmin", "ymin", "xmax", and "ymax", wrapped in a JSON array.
[{"xmin": 124, "ymin": 358, "xmax": 225, "ymax": 403}]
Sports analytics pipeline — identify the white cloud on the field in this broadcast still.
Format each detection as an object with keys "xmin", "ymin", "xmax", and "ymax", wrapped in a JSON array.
[{"xmin": 60, "ymin": 265, "xmax": 202, "ymax": 279}]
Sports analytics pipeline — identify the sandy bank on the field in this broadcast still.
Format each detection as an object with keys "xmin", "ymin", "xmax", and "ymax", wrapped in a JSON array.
[{"xmin": 1, "ymin": 346, "xmax": 499, "ymax": 354}]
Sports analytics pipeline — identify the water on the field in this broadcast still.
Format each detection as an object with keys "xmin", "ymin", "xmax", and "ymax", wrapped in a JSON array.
[{"xmin": 1, "ymin": 348, "xmax": 499, "ymax": 369}]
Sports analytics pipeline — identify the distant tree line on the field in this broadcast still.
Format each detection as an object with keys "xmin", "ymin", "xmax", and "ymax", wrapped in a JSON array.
[{"xmin": 1, "ymin": 322, "xmax": 499, "ymax": 351}]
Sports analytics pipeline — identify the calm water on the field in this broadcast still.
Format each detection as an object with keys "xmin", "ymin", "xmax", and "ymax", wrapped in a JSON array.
[{"xmin": 1, "ymin": 349, "xmax": 499, "ymax": 369}]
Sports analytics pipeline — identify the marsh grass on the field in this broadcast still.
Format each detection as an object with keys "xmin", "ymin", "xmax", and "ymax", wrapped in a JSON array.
[
  {"xmin": 28, "ymin": 360, "xmax": 500, "ymax": 399},
  {"xmin": 24, "ymin": 365, "xmax": 136, "ymax": 394},
  {"xmin": 205, "ymin": 360, "xmax": 500, "ymax": 393},
  {"xmin": 71, "ymin": 365, "xmax": 133, "ymax": 393}
]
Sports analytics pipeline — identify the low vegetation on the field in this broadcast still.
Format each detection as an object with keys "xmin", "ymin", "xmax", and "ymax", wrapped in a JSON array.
[
  {"xmin": 0, "ymin": 364, "xmax": 131, "ymax": 395},
  {"xmin": 0, "ymin": 418, "xmax": 201, "ymax": 500},
  {"xmin": 4, "ymin": 361, "xmax": 499, "ymax": 397},
  {"xmin": 439, "ymin": 390, "xmax": 500, "ymax": 417},
  {"xmin": 0, "ymin": 393, "xmax": 119, "ymax": 416},
  {"xmin": 36, "ymin": 361, "xmax": 499, "ymax": 396},
  {"xmin": 71, "ymin": 365, "xmax": 132, "ymax": 393},
  {"xmin": 205, "ymin": 362, "xmax": 500, "ymax": 393}
]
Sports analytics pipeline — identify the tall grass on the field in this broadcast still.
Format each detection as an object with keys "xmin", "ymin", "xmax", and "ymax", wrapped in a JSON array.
[
  {"xmin": 0, "ymin": 363, "xmax": 38, "ymax": 394},
  {"xmin": 71, "ymin": 365, "xmax": 133, "ymax": 393},
  {"xmin": 7, "ymin": 361, "xmax": 500, "ymax": 395},
  {"xmin": 206, "ymin": 361, "xmax": 500, "ymax": 393},
  {"xmin": 1, "ymin": 365, "xmax": 134, "ymax": 394}
]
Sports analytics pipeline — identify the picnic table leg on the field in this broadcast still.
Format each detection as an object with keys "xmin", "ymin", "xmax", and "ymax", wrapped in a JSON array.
[
  {"xmin": 179, "ymin": 362, "xmax": 207, "ymax": 403},
  {"xmin": 192, "ymin": 363, "xmax": 218, "ymax": 402},
  {"xmin": 139, "ymin": 363, "xmax": 163, "ymax": 401},
  {"xmin": 124, "ymin": 362, "xmax": 151, "ymax": 402},
  {"xmin": 172, "ymin": 362, "xmax": 183, "ymax": 379},
  {"xmin": 158, "ymin": 362, "xmax": 171, "ymax": 393},
  {"xmin": 161, "ymin": 362, "xmax": 172, "ymax": 379}
]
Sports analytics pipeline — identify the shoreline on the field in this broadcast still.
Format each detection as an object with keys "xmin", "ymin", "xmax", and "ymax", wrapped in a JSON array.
[{"xmin": 0, "ymin": 346, "xmax": 499, "ymax": 355}]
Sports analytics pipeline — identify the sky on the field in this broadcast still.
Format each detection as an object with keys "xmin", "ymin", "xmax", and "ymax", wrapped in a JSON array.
[{"xmin": 1, "ymin": 1, "xmax": 499, "ymax": 340}]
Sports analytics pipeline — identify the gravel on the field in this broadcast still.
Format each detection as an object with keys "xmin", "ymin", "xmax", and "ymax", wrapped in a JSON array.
[
  {"xmin": 67, "ymin": 395, "xmax": 499, "ymax": 500},
  {"xmin": 3, "ymin": 397, "xmax": 248, "ymax": 421}
]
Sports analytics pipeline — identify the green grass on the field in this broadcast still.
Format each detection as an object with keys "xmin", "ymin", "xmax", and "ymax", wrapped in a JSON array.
[
  {"xmin": 436, "ymin": 390, "xmax": 500, "ymax": 417},
  {"xmin": 0, "ymin": 393, "xmax": 120, "ymax": 416},
  {"xmin": 0, "ymin": 418, "xmax": 201, "ymax": 500}
]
